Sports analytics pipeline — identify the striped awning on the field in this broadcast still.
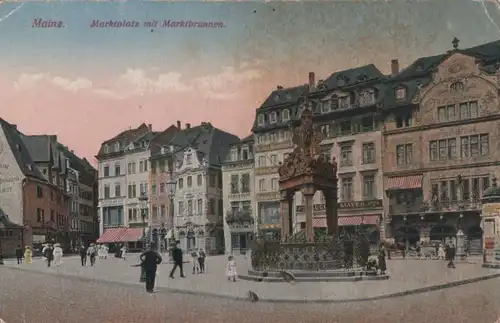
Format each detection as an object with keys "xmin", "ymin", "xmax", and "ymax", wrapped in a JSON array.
[
  {"xmin": 96, "ymin": 228, "xmax": 127, "ymax": 243},
  {"xmin": 338, "ymin": 215, "xmax": 379, "ymax": 226},
  {"xmin": 120, "ymin": 228, "xmax": 144, "ymax": 242},
  {"xmin": 313, "ymin": 218, "xmax": 327, "ymax": 227},
  {"xmin": 387, "ymin": 175, "xmax": 422, "ymax": 190}
]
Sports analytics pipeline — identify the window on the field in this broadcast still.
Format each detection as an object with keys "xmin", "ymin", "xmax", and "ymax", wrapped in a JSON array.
[
  {"xmin": 259, "ymin": 179, "xmax": 266, "ymax": 191},
  {"xmin": 127, "ymin": 163, "xmax": 132, "ymax": 174},
  {"xmin": 282, "ymin": 109, "xmax": 290, "ymax": 121},
  {"xmin": 152, "ymin": 205, "xmax": 158, "ymax": 219},
  {"xmin": 438, "ymin": 107, "xmax": 447, "ymax": 122},
  {"xmin": 37, "ymin": 208, "xmax": 45, "ymax": 222},
  {"xmin": 103, "ymin": 145, "xmax": 109, "ymax": 153},
  {"xmin": 258, "ymin": 156, "xmax": 266, "ymax": 167},
  {"xmin": 197, "ymin": 199, "xmax": 203, "ymax": 214},
  {"xmin": 257, "ymin": 114, "xmax": 265, "ymax": 126},
  {"xmin": 115, "ymin": 142, "xmax": 120, "ymax": 151},
  {"xmin": 131, "ymin": 162, "xmax": 136, "ymax": 174},
  {"xmin": 321, "ymin": 101, "xmax": 331, "ymax": 113},
  {"xmin": 159, "ymin": 183, "xmax": 165, "ymax": 195},
  {"xmin": 269, "ymin": 112, "xmax": 277, "ymax": 124},
  {"xmin": 395, "ymin": 112, "xmax": 412, "ymax": 128},
  {"xmin": 104, "ymin": 166, "xmax": 110, "ymax": 177},
  {"xmin": 396, "ymin": 144, "xmax": 413, "ymax": 165},
  {"xmin": 209, "ymin": 198, "xmax": 216, "ymax": 214},
  {"xmin": 362, "ymin": 143, "xmax": 375, "ymax": 164},
  {"xmin": 241, "ymin": 148, "xmax": 249, "ymax": 160},
  {"xmin": 178, "ymin": 178, "xmax": 184, "ymax": 189},
  {"xmin": 159, "ymin": 160, "xmax": 165, "ymax": 172},
  {"xmin": 139, "ymin": 161, "xmax": 144, "ymax": 172},
  {"xmin": 36, "ymin": 186, "xmax": 43, "ymax": 198},
  {"xmin": 187, "ymin": 176, "xmax": 192, "ymax": 187},
  {"xmin": 270, "ymin": 155, "xmax": 277, "ymax": 165},
  {"xmin": 114, "ymin": 163, "xmax": 120, "ymax": 176},
  {"xmin": 447, "ymin": 105, "xmax": 456, "ymax": 121},
  {"xmin": 362, "ymin": 175, "xmax": 376, "ymax": 199},
  {"xmin": 209, "ymin": 174, "xmax": 216, "ymax": 187},
  {"xmin": 114, "ymin": 184, "xmax": 121, "ymax": 197},
  {"xmin": 152, "ymin": 184, "xmax": 157, "ymax": 196},
  {"xmin": 450, "ymin": 81, "xmax": 464, "ymax": 92},
  {"xmin": 197, "ymin": 174, "xmax": 202, "ymax": 186},
  {"xmin": 187, "ymin": 200, "xmax": 193, "ymax": 215},
  {"xmin": 359, "ymin": 89, "xmax": 375, "ymax": 106},
  {"xmin": 178, "ymin": 201, "xmax": 184, "ymax": 215},
  {"xmin": 104, "ymin": 184, "xmax": 110, "ymax": 198},
  {"xmin": 338, "ymin": 120, "xmax": 351, "ymax": 136},
  {"xmin": 472, "ymin": 178, "xmax": 480, "ymax": 199},
  {"xmin": 341, "ymin": 177, "xmax": 353, "ymax": 201},
  {"xmin": 230, "ymin": 149, "xmax": 238, "ymax": 161},
  {"xmin": 160, "ymin": 205, "xmax": 165, "ymax": 218},
  {"xmin": 241, "ymin": 174, "xmax": 250, "ymax": 193},
  {"xmin": 360, "ymin": 116, "xmax": 375, "ymax": 132},
  {"xmin": 450, "ymin": 180, "xmax": 457, "ymax": 201},
  {"xmin": 271, "ymin": 178, "xmax": 278, "ymax": 190},
  {"xmin": 340, "ymin": 145, "xmax": 353, "ymax": 167},
  {"xmin": 458, "ymin": 101, "xmax": 479, "ymax": 120},
  {"xmin": 395, "ymin": 87, "xmax": 406, "ymax": 100},
  {"xmin": 461, "ymin": 134, "xmax": 489, "ymax": 158},
  {"xmin": 430, "ymin": 138, "xmax": 457, "ymax": 161},
  {"xmin": 186, "ymin": 154, "xmax": 192, "ymax": 165},
  {"xmin": 231, "ymin": 174, "xmax": 239, "ymax": 193},
  {"xmin": 338, "ymin": 96, "xmax": 350, "ymax": 109},
  {"xmin": 143, "ymin": 160, "xmax": 148, "ymax": 172}
]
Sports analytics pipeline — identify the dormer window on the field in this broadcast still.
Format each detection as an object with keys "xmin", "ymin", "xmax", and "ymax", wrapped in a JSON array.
[
  {"xmin": 161, "ymin": 147, "xmax": 166, "ymax": 154},
  {"xmin": 281, "ymin": 109, "xmax": 290, "ymax": 121},
  {"xmin": 230, "ymin": 149, "xmax": 238, "ymax": 161},
  {"xmin": 114, "ymin": 142, "xmax": 120, "ymax": 151},
  {"xmin": 257, "ymin": 114, "xmax": 265, "ymax": 126},
  {"xmin": 186, "ymin": 153, "xmax": 192, "ymax": 165},
  {"xmin": 321, "ymin": 101, "xmax": 331, "ymax": 113},
  {"xmin": 241, "ymin": 148, "xmax": 249, "ymax": 160},
  {"xmin": 128, "ymin": 143, "xmax": 134, "ymax": 150},
  {"xmin": 269, "ymin": 112, "xmax": 277, "ymax": 124},
  {"xmin": 103, "ymin": 145, "xmax": 109, "ymax": 153},
  {"xmin": 338, "ymin": 96, "xmax": 350, "ymax": 109},
  {"xmin": 396, "ymin": 87, "xmax": 407, "ymax": 100},
  {"xmin": 359, "ymin": 89, "xmax": 376, "ymax": 107}
]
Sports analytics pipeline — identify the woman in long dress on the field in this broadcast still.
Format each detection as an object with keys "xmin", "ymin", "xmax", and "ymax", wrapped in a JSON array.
[
  {"xmin": 438, "ymin": 243, "xmax": 446, "ymax": 260},
  {"xmin": 120, "ymin": 245, "xmax": 127, "ymax": 260},
  {"xmin": 24, "ymin": 246, "xmax": 32, "ymax": 264},
  {"xmin": 378, "ymin": 244, "xmax": 387, "ymax": 275},
  {"xmin": 103, "ymin": 245, "xmax": 109, "ymax": 259},
  {"xmin": 53, "ymin": 243, "xmax": 63, "ymax": 267}
]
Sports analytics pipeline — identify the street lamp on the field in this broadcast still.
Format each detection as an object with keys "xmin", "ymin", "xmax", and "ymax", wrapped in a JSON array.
[
  {"xmin": 166, "ymin": 179, "xmax": 177, "ymax": 244},
  {"xmin": 138, "ymin": 193, "xmax": 149, "ymax": 248}
]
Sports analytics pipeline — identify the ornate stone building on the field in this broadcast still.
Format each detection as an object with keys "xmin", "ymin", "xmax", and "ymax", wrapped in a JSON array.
[
  {"xmin": 382, "ymin": 39, "xmax": 500, "ymax": 253},
  {"xmin": 221, "ymin": 135, "xmax": 255, "ymax": 254}
]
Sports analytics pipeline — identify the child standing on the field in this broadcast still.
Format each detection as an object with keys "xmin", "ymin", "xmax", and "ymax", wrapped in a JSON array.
[{"xmin": 226, "ymin": 255, "xmax": 237, "ymax": 282}]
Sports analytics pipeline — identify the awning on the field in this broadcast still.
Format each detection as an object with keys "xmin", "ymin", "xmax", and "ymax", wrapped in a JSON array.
[
  {"xmin": 307, "ymin": 215, "xmax": 380, "ymax": 228},
  {"xmin": 387, "ymin": 175, "xmax": 422, "ymax": 190},
  {"xmin": 97, "ymin": 228, "xmax": 127, "ymax": 243},
  {"xmin": 338, "ymin": 215, "xmax": 379, "ymax": 226},
  {"xmin": 120, "ymin": 228, "xmax": 144, "ymax": 242}
]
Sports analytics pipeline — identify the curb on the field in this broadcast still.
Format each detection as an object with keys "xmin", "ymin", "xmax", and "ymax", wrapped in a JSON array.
[{"xmin": 4, "ymin": 266, "xmax": 500, "ymax": 304}]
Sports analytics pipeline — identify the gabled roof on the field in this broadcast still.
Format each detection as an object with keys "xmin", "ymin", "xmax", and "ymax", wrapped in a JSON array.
[
  {"xmin": 259, "ymin": 85, "xmax": 309, "ymax": 109},
  {"xmin": 19, "ymin": 135, "xmax": 53, "ymax": 163},
  {"xmin": 97, "ymin": 123, "xmax": 151, "ymax": 157},
  {"xmin": 322, "ymin": 64, "xmax": 385, "ymax": 89},
  {"xmin": 0, "ymin": 119, "xmax": 45, "ymax": 180},
  {"xmin": 150, "ymin": 125, "xmax": 180, "ymax": 157}
]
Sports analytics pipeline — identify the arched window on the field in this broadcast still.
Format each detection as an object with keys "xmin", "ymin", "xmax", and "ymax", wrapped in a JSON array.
[{"xmin": 450, "ymin": 81, "xmax": 464, "ymax": 92}]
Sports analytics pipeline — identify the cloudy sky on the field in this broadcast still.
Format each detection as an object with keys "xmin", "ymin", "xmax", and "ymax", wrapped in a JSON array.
[{"xmin": 1, "ymin": 0, "xmax": 500, "ymax": 162}]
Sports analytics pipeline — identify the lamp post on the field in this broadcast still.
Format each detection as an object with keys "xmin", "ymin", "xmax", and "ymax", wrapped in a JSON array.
[
  {"xmin": 166, "ymin": 179, "xmax": 177, "ymax": 251},
  {"xmin": 138, "ymin": 193, "xmax": 149, "ymax": 248}
]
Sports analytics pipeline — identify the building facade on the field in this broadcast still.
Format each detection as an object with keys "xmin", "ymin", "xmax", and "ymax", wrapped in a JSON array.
[
  {"xmin": 382, "ymin": 40, "xmax": 500, "ymax": 253},
  {"xmin": 172, "ymin": 122, "xmax": 239, "ymax": 254},
  {"xmin": 96, "ymin": 123, "xmax": 150, "ymax": 246},
  {"xmin": 221, "ymin": 135, "xmax": 255, "ymax": 254}
]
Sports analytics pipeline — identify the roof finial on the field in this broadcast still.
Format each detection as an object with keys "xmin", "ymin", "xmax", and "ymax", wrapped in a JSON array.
[
  {"xmin": 452, "ymin": 37, "xmax": 460, "ymax": 50},
  {"xmin": 493, "ymin": 176, "xmax": 497, "ymax": 187}
]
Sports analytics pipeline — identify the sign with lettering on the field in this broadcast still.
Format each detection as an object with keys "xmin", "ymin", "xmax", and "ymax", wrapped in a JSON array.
[
  {"xmin": 99, "ymin": 199, "xmax": 124, "ymax": 208},
  {"xmin": 295, "ymin": 200, "xmax": 383, "ymax": 212},
  {"xmin": 483, "ymin": 203, "xmax": 500, "ymax": 216}
]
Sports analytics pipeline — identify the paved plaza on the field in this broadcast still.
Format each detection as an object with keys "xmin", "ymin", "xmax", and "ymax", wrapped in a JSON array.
[{"xmin": 4, "ymin": 254, "xmax": 499, "ymax": 302}]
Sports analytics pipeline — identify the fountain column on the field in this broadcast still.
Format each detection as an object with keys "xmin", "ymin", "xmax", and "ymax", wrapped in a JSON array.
[{"xmin": 280, "ymin": 190, "xmax": 291, "ymax": 242}]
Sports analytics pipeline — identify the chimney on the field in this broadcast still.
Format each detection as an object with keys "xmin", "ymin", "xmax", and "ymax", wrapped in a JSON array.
[
  {"xmin": 391, "ymin": 59, "xmax": 399, "ymax": 76},
  {"xmin": 176, "ymin": 120, "xmax": 181, "ymax": 129},
  {"xmin": 308, "ymin": 72, "xmax": 315, "ymax": 91},
  {"xmin": 277, "ymin": 85, "xmax": 284, "ymax": 90},
  {"xmin": 148, "ymin": 124, "xmax": 152, "ymax": 131},
  {"xmin": 186, "ymin": 123, "xmax": 191, "ymax": 129}
]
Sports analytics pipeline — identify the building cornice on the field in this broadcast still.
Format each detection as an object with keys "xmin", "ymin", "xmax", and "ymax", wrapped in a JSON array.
[{"xmin": 384, "ymin": 161, "xmax": 500, "ymax": 177}]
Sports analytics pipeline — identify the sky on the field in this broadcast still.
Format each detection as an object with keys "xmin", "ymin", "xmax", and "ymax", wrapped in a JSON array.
[{"xmin": 1, "ymin": 0, "xmax": 500, "ymax": 163}]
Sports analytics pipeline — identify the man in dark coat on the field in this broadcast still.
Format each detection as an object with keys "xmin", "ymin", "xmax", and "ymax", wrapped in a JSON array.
[
  {"xmin": 169, "ymin": 241, "xmax": 185, "ymax": 278},
  {"xmin": 44, "ymin": 244, "xmax": 54, "ymax": 267},
  {"xmin": 140, "ymin": 244, "xmax": 163, "ymax": 293},
  {"xmin": 446, "ymin": 242, "xmax": 456, "ymax": 269},
  {"xmin": 15, "ymin": 245, "xmax": 23, "ymax": 264},
  {"xmin": 79, "ymin": 244, "xmax": 87, "ymax": 267},
  {"xmin": 198, "ymin": 249, "xmax": 206, "ymax": 274}
]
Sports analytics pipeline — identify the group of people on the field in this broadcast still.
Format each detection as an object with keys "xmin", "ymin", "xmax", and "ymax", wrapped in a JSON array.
[
  {"xmin": 15, "ymin": 245, "xmax": 32, "ymax": 264},
  {"xmin": 42, "ymin": 243, "xmax": 64, "ymax": 267},
  {"xmin": 190, "ymin": 249, "xmax": 206, "ymax": 274}
]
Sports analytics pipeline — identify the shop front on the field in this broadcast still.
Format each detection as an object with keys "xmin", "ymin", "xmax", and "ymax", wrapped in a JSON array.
[
  {"xmin": 0, "ymin": 210, "xmax": 23, "ymax": 258},
  {"xmin": 225, "ymin": 209, "xmax": 254, "ymax": 255}
]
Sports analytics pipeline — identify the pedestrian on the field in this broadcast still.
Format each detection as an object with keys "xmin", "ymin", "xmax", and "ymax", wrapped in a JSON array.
[
  {"xmin": 79, "ymin": 244, "xmax": 87, "ymax": 266},
  {"xmin": 438, "ymin": 243, "xmax": 445, "ymax": 260},
  {"xmin": 191, "ymin": 249, "xmax": 200, "ymax": 274},
  {"xmin": 88, "ymin": 244, "xmax": 97, "ymax": 266},
  {"xmin": 140, "ymin": 244, "xmax": 163, "ymax": 293},
  {"xmin": 378, "ymin": 243, "xmax": 387, "ymax": 275},
  {"xmin": 44, "ymin": 244, "xmax": 54, "ymax": 267},
  {"xmin": 198, "ymin": 249, "xmax": 206, "ymax": 274},
  {"xmin": 169, "ymin": 241, "xmax": 185, "ymax": 278},
  {"xmin": 103, "ymin": 245, "xmax": 109, "ymax": 259},
  {"xmin": 120, "ymin": 244, "xmax": 127, "ymax": 260},
  {"xmin": 226, "ymin": 255, "xmax": 237, "ymax": 282},
  {"xmin": 15, "ymin": 245, "xmax": 23, "ymax": 264},
  {"xmin": 24, "ymin": 246, "xmax": 32, "ymax": 264},
  {"xmin": 446, "ymin": 243, "xmax": 456, "ymax": 269},
  {"xmin": 53, "ymin": 243, "xmax": 63, "ymax": 267}
]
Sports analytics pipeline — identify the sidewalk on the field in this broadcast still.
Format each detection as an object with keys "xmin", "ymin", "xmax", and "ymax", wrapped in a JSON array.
[{"xmin": 4, "ymin": 255, "xmax": 500, "ymax": 303}]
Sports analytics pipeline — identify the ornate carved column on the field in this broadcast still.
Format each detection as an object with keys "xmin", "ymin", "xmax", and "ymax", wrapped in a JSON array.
[
  {"xmin": 302, "ymin": 186, "xmax": 315, "ymax": 242},
  {"xmin": 280, "ymin": 190, "xmax": 290, "ymax": 241},
  {"xmin": 324, "ymin": 189, "xmax": 338, "ymax": 236}
]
